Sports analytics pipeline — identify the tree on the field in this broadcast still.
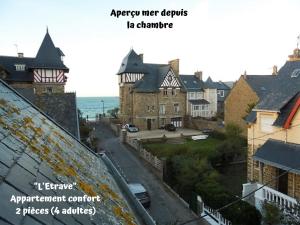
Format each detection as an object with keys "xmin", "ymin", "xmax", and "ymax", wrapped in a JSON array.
[{"xmin": 281, "ymin": 201, "xmax": 300, "ymax": 225}]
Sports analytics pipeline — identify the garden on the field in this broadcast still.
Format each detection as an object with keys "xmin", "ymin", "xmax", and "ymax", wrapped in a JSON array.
[{"xmin": 143, "ymin": 124, "xmax": 262, "ymax": 225}]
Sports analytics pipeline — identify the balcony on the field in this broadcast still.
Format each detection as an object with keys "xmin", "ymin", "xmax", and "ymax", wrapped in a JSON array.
[{"xmin": 243, "ymin": 182, "xmax": 297, "ymax": 211}]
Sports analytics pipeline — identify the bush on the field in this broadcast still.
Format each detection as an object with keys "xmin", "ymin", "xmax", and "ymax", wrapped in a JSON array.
[
  {"xmin": 196, "ymin": 180, "xmax": 262, "ymax": 225},
  {"xmin": 210, "ymin": 130, "xmax": 226, "ymax": 140}
]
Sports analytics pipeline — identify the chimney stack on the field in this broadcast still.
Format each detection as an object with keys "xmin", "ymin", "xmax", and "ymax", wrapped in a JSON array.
[
  {"xmin": 242, "ymin": 70, "xmax": 247, "ymax": 79},
  {"xmin": 194, "ymin": 71, "xmax": 203, "ymax": 80},
  {"xmin": 272, "ymin": 65, "xmax": 278, "ymax": 75},
  {"xmin": 139, "ymin": 53, "xmax": 143, "ymax": 62},
  {"xmin": 18, "ymin": 53, "xmax": 24, "ymax": 58},
  {"xmin": 168, "ymin": 59, "xmax": 179, "ymax": 76}
]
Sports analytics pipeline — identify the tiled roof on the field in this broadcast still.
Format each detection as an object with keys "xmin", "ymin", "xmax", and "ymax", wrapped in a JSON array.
[
  {"xmin": 0, "ymin": 80, "xmax": 137, "ymax": 225},
  {"xmin": 253, "ymin": 139, "xmax": 300, "ymax": 174},
  {"xmin": 244, "ymin": 111, "xmax": 257, "ymax": 123},
  {"xmin": 179, "ymin": 75, "xmax": 205, "ymax": 91}
]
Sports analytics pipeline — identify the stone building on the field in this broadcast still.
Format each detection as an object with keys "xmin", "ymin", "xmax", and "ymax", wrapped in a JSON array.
[
  {"xmin": 117, "ymin": 49, "xmax": 186, "ymax": 130},
  {"xmin": 180, "ymin": 72, "xmax": 217, "ymax": 118},
  {"xmin": 224, "ymin": 72, "xmax": 275, "ymax": 136},
  {"xmin": 0, "ymin": 30, "xmax": 79, "ymax": 138},
  {"xmin": 242, "ymin": 47, "xmax": 300, "ymax": 212}
]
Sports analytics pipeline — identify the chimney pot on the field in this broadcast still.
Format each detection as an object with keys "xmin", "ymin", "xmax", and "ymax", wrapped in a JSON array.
[{"xmin": 18, "ymin": 53, "xmax": 24, "ymax": 58}]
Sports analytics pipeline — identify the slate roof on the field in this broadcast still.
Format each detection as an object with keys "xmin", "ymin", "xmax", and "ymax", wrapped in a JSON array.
[
  {"xmin": 0, "ymin": 56, "xmax": 34, "ymax": 82},
  {"xmin": 273, "ymin": 92, "xmax": 300, "ymax": 127},
  {"xmin": 13, "ymin": 88, "xmax": 80, "ymax": 139},
  {"xmin": 188, "ymin": 99, "xmax": 209, "ymax": 105},
  {"xmin": 245, "ymin": 111, "xmax": 257, "ymax": 123},
  {"xmin": 0, "ymin": 80, "xmax": 138, "ymax": 225},
  {"xmin": 244, "ymin": 75, "xmax": 274, "ymax": 98},
  {"xmin": 253, "ymin": 139, "xmax": 300, "ymax": 174},
  {"xmin": 35, "ymin": 31, "xmax": 68, "ymax": 70},
  {"xmin": 255, "ymin": 60, "xmax": 300, "ymax": 111},
  {"xmin": 117, "ymin": 49, "xmax": 147, "ymax": 75},
  {"xmin": 0, "ymin": 31, "xmax": 68, "ymax": 83},
  {"xmin": 179, "ymin": 75, "xmax": 205, "ymax": 91}
]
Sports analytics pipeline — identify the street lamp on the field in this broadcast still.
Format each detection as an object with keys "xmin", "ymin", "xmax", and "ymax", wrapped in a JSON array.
[{"xmin": 101, "ymin": 100, "xmax": 104, "ymax": 117}]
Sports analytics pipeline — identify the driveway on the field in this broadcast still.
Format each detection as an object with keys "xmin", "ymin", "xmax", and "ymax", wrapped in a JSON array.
[
  {"xmin": 127, "ymin": 128, "xmax": 202, "ymax": 139},
  {"xmin": 92, "ymin": 122, "xmax": 208, "ymax": 225}
]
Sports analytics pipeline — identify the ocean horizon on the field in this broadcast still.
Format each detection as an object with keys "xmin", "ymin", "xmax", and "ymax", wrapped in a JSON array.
[{"xmin": 77, "ymin": 96, "xmax": 119, "ymax": 120}]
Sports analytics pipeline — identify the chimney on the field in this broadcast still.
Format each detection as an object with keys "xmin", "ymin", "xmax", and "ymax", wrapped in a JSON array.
[
  {"xmin": 194, "ymin": 71, "xmax": 203, "ymax": 80},
  {"xmin": 139, "ymin": 53, "xmax": 143, "ymax": 62},
  {"xmin": 242, "ymin": 70, "xmax": 247, "ymax": 79},
  {"xmin": 272, "ymin": 65, "xmax": 278, "ymax": 75},
  {"xmin": 18, "ymin": 53, "xmax": 24, "ymax": 58},
  {"xmin": 168, "ymin": 59, "xmax": 179, "ymax": 76}
]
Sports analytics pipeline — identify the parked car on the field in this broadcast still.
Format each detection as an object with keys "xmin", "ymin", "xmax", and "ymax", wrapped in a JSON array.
[
  {"xmin": 123, "ymin": 124, "xmax": 139, "ymax": 132},
  {"xmin": 164, "ymin": 124, "xmax": 176, "ymax": 131},
  {"xmin": 128, "ymin": 183, "xmax": 151, "ymax": 208}
]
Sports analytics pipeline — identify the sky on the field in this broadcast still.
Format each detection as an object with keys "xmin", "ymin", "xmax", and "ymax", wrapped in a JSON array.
[{"xmin": 0, "ymin": 0, "xmax": 300, "ymax": 97}]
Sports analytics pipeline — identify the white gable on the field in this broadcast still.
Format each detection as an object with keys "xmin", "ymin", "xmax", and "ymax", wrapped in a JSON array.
[{"xmin": 160, "ymin": 70, "xmax": 181, "ymax": 88}]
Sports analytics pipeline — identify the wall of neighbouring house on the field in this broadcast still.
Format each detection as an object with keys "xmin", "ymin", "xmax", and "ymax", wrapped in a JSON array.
[
  {"xmin": 204, "ymin": 88, "xmax": 217, "ymax": 117},
  {"xmin": 225, "ymin": 76, "xmax": 259, "ymax": 136},
  {"xmin": 247, "ymin": 110, "xmax": 300, "ymax": 199},
  {"xmin": 33, "ymin": 83, "xmax": 65, "ymax": 94}
]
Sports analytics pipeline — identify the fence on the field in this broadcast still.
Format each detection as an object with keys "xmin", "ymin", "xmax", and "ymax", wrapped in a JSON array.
[
  {"xmin": 125, "ymin": 135, "xmax": 232, "ymax": 225},
  {"xmin": 202, "ymin": 204, "xmax": 232, "ymax": 225},
  {"xmin": 126, "ymin": 137, "xmax": 163, "ymax": 172}
]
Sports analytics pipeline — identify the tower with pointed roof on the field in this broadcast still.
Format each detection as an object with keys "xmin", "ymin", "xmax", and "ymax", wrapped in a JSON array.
[{"xmin": 32, "ymin": 29, "xmax": 69, "ymax": 94}]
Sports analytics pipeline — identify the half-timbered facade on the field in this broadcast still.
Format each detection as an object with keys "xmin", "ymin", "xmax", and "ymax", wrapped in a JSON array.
[
  {"xmin": 0, "ymin": 29, "xmax": 69, "ymax": 94},
  {"xmin": 117, "ymin": 49, "xmax": 186, "ymax": 130}
]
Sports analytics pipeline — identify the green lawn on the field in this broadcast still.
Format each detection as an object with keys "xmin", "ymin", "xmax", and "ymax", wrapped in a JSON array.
[{"xmin": 143, "ymin": 138, "xmax": 222, "ymax": 159}]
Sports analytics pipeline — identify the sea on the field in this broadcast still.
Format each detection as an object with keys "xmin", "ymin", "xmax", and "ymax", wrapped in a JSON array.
[{"xmin": 77, "ymin": 97, "xmax": 119, "ymax": 120}]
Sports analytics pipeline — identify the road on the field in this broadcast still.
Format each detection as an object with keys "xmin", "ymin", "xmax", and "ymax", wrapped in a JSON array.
[{"xmin": 92, "ymin": 122, "xmax": 208, "ymax": 225}]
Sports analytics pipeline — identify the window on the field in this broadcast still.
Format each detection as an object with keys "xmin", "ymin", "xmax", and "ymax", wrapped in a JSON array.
[
  {"xmin": 193, "ymin": 105, "xmax": 200, "ymax": 110},
  {"xmin": 174, "ymin": 103, "xmax": 179, "ymax": 113},
  {"xmin": 189, "ymin": 92, "xmax": 195, "ymax": 99},
  {"xmin": 147, "ymin": 106, "xmax": 150, "ymax": 112},
  {"xmin": 151, "ymin": 106, "xmax": 155, "ymax": 110},
  {"xmin": 163, "ymin": 88, "xmax": 168, "ymax": 96},
  {"xmin": 15, "ymin": 64, "xmax": 25, "ymax": 71},
  {"xmin": 159, "ymin": 104, "xmax": 165, "ymax": 115},
  {"xmin": 291, "ymin": 69, "xmax": 300, "ymax": 78},
  {"xmin": 218, "ymin": 90, "xmax": 224, "ymax": 97},
  {"xmin": 46, "ymin": 87, "xmax": 53, "ymax": 94},
  {"xmin": 171, "ymin": 88, "xmax": 176, "ymax": 95},
  {"xmin": 260, "ymin": 115, "xmax": 275, "ymax": 133}
]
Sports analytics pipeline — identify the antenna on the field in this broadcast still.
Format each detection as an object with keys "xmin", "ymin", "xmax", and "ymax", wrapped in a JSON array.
[{"xmin": 14, "ymin": 44, "xmax": 18, "ymax": 54}]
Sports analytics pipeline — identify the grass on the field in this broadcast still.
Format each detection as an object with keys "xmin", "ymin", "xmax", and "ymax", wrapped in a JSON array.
[{"xmin": 143, "ymin": 137, "xmax": 222, "ymax": 159}]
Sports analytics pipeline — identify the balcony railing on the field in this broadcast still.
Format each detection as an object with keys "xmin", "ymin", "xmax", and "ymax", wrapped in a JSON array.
[{"xmin": 255, "ymin": 184, "xmax": 297, "ymax": 210}]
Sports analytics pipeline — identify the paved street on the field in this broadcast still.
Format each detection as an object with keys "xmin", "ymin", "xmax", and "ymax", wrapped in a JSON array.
[{"xmin": 92, "ymin": 122, "xmax": 208, "ymax": 225}]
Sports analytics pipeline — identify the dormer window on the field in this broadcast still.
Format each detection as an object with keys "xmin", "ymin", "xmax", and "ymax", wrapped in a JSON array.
[
  {"xmin": 15, "ymin": 64, "xmax": 25, "ymax": 71},
  {"xmin": 291, "ymin": 69, "xmax": 300, "ymax": 78}
]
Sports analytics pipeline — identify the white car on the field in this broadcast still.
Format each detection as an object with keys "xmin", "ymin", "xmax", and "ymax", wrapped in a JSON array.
[
  {"xmin": 128, "ymin": 183, "xmax": 150, "ymax": 208},
  {"xmin": 123, "ymin": 124, "xmax": 139, "ymax": 132}
]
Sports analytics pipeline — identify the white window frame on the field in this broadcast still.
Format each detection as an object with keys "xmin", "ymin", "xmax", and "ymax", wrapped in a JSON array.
[
  {"xmin": 159, "ymin": 104, "xmax": 166, "ymax": 115},
  {"xmin": 15, "ymin": 64, "xmax": 26, "ymax": 71}
]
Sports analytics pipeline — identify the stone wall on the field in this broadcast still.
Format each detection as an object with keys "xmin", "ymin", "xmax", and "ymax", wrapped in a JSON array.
[
  {"xmin": 225, "ymin": 76, "xmax": 259, "ymax": 136},
  {"xmin": 34, "ymin": 83, "xmax": 65, "ymax": 95},
  {"xmin": 10, "ymin": 83, "xmax": 33, "ymax": 89}
]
